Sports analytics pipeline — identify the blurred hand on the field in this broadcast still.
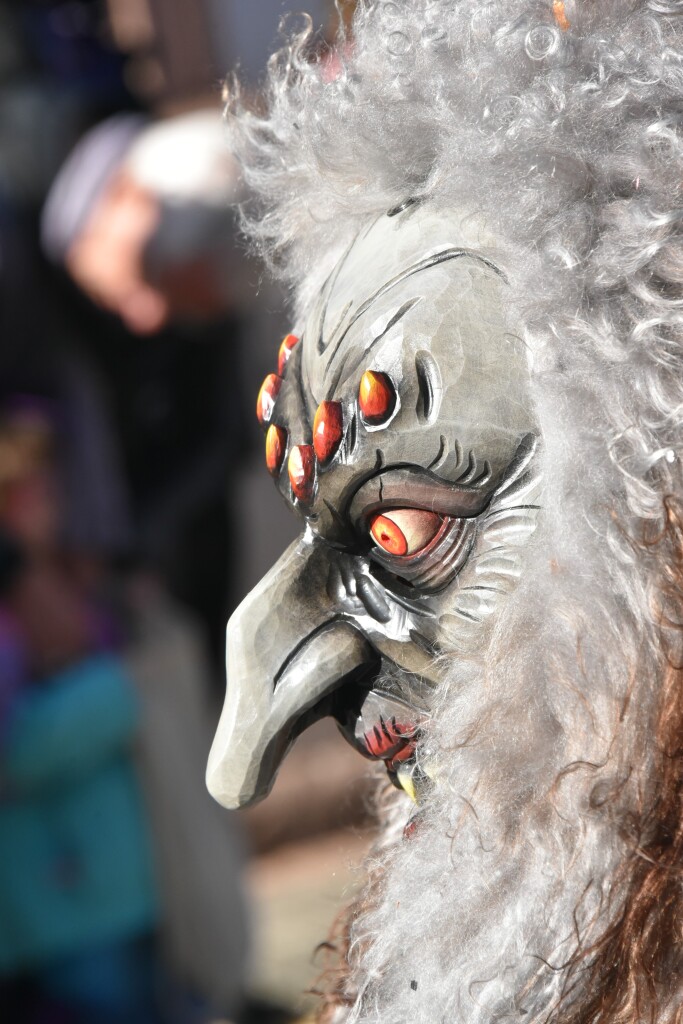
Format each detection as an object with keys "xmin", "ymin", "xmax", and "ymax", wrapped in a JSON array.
[
  {"xmin": 65, "ymin": 168, "xmax": 235, "ymax": 334},
  {"xmin": 66, "ymin": 171, "xmax": 168, "ymax": 334}
]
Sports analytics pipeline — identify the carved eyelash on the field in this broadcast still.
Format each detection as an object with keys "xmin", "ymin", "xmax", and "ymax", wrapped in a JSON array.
[{"xmin": 370, "ymin": 515, "xmax": 476, "ymax": 592}]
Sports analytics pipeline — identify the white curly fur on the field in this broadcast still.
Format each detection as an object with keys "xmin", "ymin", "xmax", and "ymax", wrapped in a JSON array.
[{"xmin": 224, "ymin": 2, "xmax": 683, "ymax": 1020}]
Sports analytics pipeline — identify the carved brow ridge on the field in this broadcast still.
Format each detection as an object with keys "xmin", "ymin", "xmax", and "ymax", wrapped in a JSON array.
[
  {"xmin": 320, "ymin": 246, "xmax": 507, "ymax": 379},
  {"xmin": 328, "ymin": 297, "xmax": 420, "ymax": 396}
]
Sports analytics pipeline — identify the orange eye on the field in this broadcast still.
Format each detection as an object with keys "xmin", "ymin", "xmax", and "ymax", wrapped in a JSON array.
[
  {"xmin": 265, "ymin": 424, "xmax": 287, "ymax": 476},
  {"xmin": 256, "ymin": 373, "xmax": 282, "ymax": 427},
  {"xmin": 370, "ymin": 509, "xmax": 443, "ymax": 557},
  {"xmin": 278, "ymin": 333, "xmax": 300, "ymax": 374}
]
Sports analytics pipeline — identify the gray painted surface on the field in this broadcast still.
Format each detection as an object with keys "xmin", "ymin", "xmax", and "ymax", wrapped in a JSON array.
[{"xmin": 208, "ymin": 205, "xmax": 542, "ymax": 809}]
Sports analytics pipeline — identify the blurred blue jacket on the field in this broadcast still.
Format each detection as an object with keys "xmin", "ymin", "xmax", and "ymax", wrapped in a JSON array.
[{"xmin": 0, "ymin": 655, "xmax": 158, "ymax": 974}]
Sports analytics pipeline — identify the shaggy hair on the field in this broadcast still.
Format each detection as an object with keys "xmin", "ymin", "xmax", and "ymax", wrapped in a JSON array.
[{"xmin": 225, "ymin": 2, "xmax": 683, "ymax": 1021}]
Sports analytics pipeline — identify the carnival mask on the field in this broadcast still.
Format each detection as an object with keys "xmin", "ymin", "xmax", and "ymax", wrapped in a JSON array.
[{"xmin": 207, "ymin": 204, "xmax": 541, "ymax": 809}]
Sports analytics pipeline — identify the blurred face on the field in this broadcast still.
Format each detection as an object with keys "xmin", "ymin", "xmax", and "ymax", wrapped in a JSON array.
[
  {"xmin": 1, "ymin": 467, "xmax": 60, "ymax": 553},
  {"xmin": 207, "ymin": 206, "xmax": 542, "ymax": 809}
]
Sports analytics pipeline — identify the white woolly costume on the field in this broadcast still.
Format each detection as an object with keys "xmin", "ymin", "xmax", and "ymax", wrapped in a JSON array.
[{"xmin": 210, "ymin": 2, "xmax": 683, "ymax": 1021}]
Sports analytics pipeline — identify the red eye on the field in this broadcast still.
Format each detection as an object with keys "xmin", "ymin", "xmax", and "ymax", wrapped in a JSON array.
[
  {"xmin": 278, "ymin": 333, "xmax": 299, "ymax": 374},
  {"xmin": 370, "ymin": 509, "xmax": 443, "ymax": 557}
]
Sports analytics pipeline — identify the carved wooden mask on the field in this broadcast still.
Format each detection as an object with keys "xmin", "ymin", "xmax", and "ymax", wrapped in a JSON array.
[{"xmin": 207, "ymin": 204, "xmax": 541, "ymax": 808}]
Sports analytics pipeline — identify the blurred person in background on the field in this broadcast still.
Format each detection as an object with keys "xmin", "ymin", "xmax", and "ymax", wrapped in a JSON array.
[
  {"xmin": 0, "ymin": 0, "xmax": 267, "ymax": 681},
  {"xmin": 40, "ymin": 107, "xmax": 254, "ymax": 679},
  {"xmin": 0, "ymin": 399, "xmax": 249, "ymax": 1024},
  {"xmin": 0, "ymin": 400, "xmax": 161, "ymax": 1024}
]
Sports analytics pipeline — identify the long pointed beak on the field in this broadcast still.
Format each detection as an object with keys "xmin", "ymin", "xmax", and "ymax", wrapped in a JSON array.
[{"xmin": 207, "ymin": 536, "xmax": 375, "ymax": 809}]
